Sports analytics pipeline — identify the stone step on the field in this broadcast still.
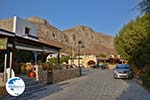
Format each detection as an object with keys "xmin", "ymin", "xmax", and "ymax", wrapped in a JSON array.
[
  {"xmin": 4, "ymin": 87, "xmax": 46, "ymax": 100},
  {"xmin": 18, "ymin": 75, "xmax": 41, "ymax": 86},
  {"xmin": 25, "ymin": 80, "xmax": 40, "ymax": 86},
  {"xmin": 25, "ymin": 84, "xmax": 44, "ymax": 92},
  {"xmin": 23, "ymin": 78, "xmax": 36, "ymax": 82},
  {"xmin": 19, "ymin": 75, "xmax": 36, "ymax": 82},
  {"xmin": 4, "ymin": 75, "xmax": 46, "ymax": 100}
]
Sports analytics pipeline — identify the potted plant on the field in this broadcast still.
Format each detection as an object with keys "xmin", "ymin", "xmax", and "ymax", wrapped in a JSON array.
[
  {"xmin": 25, "ymin": 63, "xmax": 36, "ymax": 78},
  {"xmin": 27, "ymin": 71, "xmax": 36, "ymax": 78}
]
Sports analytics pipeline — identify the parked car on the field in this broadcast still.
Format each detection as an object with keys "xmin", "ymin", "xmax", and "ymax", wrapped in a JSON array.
[{"xmin": 113, "ymin": 64, "xmax": 132, "ymax": 79}]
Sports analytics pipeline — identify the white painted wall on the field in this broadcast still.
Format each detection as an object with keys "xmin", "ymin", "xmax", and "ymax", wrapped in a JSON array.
[{"xmin": 13, "ymin": 16, "xmax": 37, "ymax": 38}]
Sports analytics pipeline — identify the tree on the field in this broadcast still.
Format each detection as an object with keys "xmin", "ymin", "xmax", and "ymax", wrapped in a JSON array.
[
  {"xmin": 136, "ymin": 0, "xmax": 150, "ymax": 13},
  {"xmin": 47, "ymin": 56, "xmax": 69, "ymax": 64},
  {"xmin": 131, "ymin": 12, "xmax": 150, "ymax": 67},
  {"xmin": 114, "ymin": 12, "xmax": 150, "ymax": 67}
]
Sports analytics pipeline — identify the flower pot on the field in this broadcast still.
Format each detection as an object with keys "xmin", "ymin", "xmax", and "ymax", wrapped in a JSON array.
[{"xmin": 28, "ymin": 72, "xmax": 36, "ymax": 78}]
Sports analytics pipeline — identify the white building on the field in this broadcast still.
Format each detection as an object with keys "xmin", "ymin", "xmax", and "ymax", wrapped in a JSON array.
[{"xmin": 13, "ymin": 16, "xmax": 38, "ymax": 41}]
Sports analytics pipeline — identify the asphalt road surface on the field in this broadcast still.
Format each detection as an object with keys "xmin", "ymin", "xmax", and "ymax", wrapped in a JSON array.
[{"xmin": 31, "ymin": 68, "xmax": 150, "ymax": 100}]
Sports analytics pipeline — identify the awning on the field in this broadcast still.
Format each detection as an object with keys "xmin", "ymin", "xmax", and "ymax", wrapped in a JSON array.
[{"xmin": 16, "ymin": 45, "xmax": 43, "ymax": 52}]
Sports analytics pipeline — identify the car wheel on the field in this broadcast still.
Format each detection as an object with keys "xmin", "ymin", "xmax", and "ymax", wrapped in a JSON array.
[{"xmin": 113, "ymin": 75, "xmax": 117, "ymax": 79}]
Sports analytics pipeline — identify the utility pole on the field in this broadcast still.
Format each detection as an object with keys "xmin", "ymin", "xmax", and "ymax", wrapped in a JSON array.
[{"xmin": 78, "ymin": 40, "xmax": 82, "ymax": 76}]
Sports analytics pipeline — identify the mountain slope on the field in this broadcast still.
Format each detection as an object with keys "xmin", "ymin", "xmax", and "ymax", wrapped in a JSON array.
[
  {"xmin": 0, "ymin": 16, "xmax": 115, "ymax": 55},
  {"xmin": 63, "ymin": 25, "xmax": 114, "ymax": 54}
]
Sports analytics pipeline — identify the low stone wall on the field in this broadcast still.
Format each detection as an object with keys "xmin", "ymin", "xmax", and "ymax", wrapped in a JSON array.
[
  {"xmin": 52, "ymin": 68, "xmax": 80, "ymax": 83},
  {"xmin": 0, "ymin": 86, "xmax": 7, "ymax": 99},
  {"xmin": 35, "ymin": 66, "xmax": 80, "ymax": 84},
  {"xmin": 39, "ymin": 71, "xmax": 48, "ymax": 85},
  {"xmin": 0, "ymin": 73, "xmax": 3, "ymax": 83}
]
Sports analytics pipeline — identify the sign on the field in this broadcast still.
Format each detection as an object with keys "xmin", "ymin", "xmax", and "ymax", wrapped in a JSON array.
[
  {"xmin": 6, "ymin": 77, "xmax": 25, "ymax": 96},
  {"xmin": 0, "ymin": 37, "xmax": 8, "ymax": 50}
]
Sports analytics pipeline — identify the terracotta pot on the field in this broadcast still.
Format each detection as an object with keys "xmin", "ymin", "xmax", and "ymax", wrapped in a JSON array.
[{"xmin": 28, "ymin": 72, "xmax": 36, "ymax": 77}]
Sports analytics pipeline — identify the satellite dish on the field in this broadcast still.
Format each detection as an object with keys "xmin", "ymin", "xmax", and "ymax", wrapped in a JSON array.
[{"xmin": 6, "ymin": 68, "xmax": 15, "ymax": 80}]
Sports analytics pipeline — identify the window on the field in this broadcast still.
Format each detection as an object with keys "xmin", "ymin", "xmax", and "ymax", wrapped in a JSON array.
[{"xmin": 25, "ymin": 27, "xmax": 30, "ymax": 35}]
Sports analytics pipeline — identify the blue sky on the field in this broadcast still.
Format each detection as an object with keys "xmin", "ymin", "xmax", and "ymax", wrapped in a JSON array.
[{"xmin": 0, "ymin": 0, "xmax": 139, "ymax": 36}]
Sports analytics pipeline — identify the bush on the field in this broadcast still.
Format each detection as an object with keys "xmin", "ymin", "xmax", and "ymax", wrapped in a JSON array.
[{"xmin": 141, "ymin": 74, "xmax": 150, "ymax": 88}]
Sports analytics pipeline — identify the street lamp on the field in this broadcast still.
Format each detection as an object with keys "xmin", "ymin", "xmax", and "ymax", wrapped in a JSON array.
[{"xmin": 78, "ymin": 40, "xmax": 82, "ymax": 76}]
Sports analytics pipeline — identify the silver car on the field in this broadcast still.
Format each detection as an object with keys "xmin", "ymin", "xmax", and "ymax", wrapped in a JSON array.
[{"xmin": 113, "ymin": 64, "xmax": 132, "ymax": 79}]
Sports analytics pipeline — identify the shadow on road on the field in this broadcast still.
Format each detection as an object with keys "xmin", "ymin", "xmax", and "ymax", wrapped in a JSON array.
[
  {"xmin": 117, "ymin": 79, "xmax": 150, "ymax": 100},
  {"xmin": 31, "ymin": 82, "xmax": 70, "ymax": 100}
]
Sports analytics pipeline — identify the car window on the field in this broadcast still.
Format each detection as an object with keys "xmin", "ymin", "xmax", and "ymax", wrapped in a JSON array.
[{"xmin": 116, "ymin": 64, "xmax": 130, "ymax": 69}]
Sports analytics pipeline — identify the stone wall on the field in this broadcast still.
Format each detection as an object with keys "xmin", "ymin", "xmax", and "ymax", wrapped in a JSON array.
[
  {"xmin": 0, "ymin": 73, "xmax": 5, "ymax": 99},
  {"xmin": 35, "ymin": 65, "xmax": 80, "ymax": 84},
  {"xmin": 39, "ymin": 71, "xmax": 48, "ymax": 85},
  {"xmin": 0, "ymin": 73, "xmax": 3, "ymax": 82},
  {"xmin": 34, "ymin": 65, "xmax": 48, "ymax": 85},
  {"xmin": 0, "ymin": 86, "xmax": 7, "ymax": 99},
  {"xmin": 52, "ymin": 68, "xmax": 80, "ymax": 83}
]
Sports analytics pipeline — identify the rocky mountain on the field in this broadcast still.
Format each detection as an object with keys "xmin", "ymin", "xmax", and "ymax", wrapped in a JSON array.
[
  {"xmin": 0, "ymin": 17, "xmax": 13, "ymax": 32},
  {"xmin": 63, "ymin": 25, "xmax": 114, "ymax": 54},
  {"xmin": 0, "ymin": 16, "xmax": 115, "ymax": 55}
]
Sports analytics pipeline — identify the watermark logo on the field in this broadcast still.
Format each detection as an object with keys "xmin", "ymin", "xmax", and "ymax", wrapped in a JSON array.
[{"xmin": 6, "ymin": 77, "xmax": 25, "ymax": 96}]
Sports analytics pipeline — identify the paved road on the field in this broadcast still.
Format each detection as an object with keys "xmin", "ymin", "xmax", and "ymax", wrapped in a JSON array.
[{"xmin": 31, "ymin": 69, "xmax": 150, "ymax": 100}]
